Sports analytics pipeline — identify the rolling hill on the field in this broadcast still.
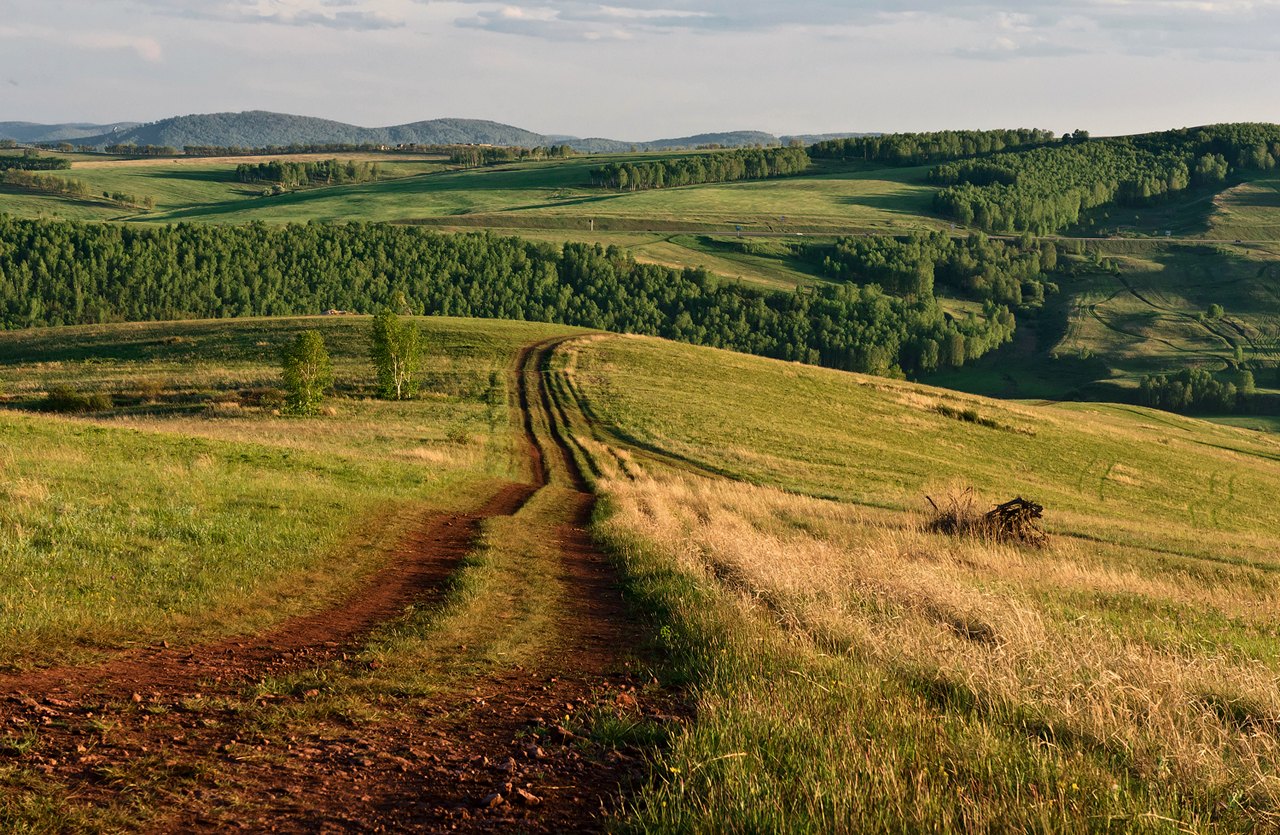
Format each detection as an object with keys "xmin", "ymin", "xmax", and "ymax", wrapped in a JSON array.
[
  {"xmin": 0, "ymin": 120, "xmax": 140, "ymax": 143},
  {"xmin": 12, "ymin": 110, "xmax": 808, "ymax": 151}
]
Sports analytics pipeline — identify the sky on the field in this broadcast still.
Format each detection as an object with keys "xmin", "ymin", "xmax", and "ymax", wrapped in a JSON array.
[{"xmin": 2, "ymin": 0, "xmax": 1278, "ymax": 140}]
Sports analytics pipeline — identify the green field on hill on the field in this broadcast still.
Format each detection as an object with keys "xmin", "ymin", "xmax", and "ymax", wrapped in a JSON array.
[{"xmin": 558, "ymin": 333, "xmax": 1280, "ymax": 832}]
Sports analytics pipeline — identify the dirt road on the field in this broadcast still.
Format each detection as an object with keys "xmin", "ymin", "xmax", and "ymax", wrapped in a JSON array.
[{"xmin": 0, "ymin": 339, "xmax": 664, "ymax": 832}]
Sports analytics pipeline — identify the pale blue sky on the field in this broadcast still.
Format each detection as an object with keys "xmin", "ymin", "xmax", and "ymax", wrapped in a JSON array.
[{"xmin": 3, "ymin": 0, "xmax": 1277, "ymax": 139}]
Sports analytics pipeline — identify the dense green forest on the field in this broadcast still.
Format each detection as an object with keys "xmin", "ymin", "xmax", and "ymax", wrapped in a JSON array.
[
  {"xmin": 808, "ymin": 129, "xmax": 1055, "ymax": 165},
  {"xmin": 931, "ymin": 123, "xmax": 1280, "ymax": 233},
  {"xmin": 590, "ymin": 147, "xmax": 810, "ymax": 191},
  {"xmin": 820, "ymin": 231, "xmax": 1056, "ymax": 308},
  {"xmin": 0, "ymin": 152, "xmax": 72, "ymax": 171},
  {"xmin": 235, "ymin": 159, "xmax": 383, "ymax": 189},
  {"xmin": 0, "ymin": 216, "xmax": 1013, "ymax": 376}
]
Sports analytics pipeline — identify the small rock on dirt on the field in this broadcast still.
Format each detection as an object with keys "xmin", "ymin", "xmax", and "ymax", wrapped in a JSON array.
[
  {"xmin": 481, "ymin": 792, "xmax": 504, "ymax": 809},
  {"xmin": 515, "ymin": 788, "xmax": 542, "ymax": 806}
]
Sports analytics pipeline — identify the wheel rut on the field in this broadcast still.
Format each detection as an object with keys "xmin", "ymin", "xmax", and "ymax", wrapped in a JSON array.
[{"xmin": 0, "ymin": 339, "xmax": 665, "ymax": 833}]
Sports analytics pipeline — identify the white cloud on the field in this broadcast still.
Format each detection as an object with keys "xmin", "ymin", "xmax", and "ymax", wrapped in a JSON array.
[{"xmin": 0, "ymin": 24, "xmax": 164, "ymax": 62}]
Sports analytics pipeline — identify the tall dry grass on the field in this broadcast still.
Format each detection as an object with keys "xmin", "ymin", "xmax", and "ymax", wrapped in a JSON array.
[{"xmin": 600, "ymin": 470, "xmax": 1280, "ymax": 831}]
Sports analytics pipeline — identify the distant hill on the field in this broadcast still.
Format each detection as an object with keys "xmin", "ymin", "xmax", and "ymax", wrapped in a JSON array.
[
  {"xmin": 0, "ymin": 121, "xmax": 140, "ymax": 143},
  {"xmin": 3, "ymin": 111, "xmax": 845, "ymax": 153},
  {"xmin": 66, "ymin": 111, "xmax": 552, "ymax": 150}
]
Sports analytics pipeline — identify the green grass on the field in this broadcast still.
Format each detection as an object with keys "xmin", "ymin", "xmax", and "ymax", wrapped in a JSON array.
[
  {"xmin": 0, "ymin": 315, "xmax": 578, "ymax": 668},
  {"xmin": 569, "ymin": 335, "xmax": 1280, "ymax": 552},
  {"xmin": 2, "ymin": 153, "xmax": 945, "ymax": 234},
  {"xmin": 559, "ymin": 334, "xmax": 1280, "ymax": 832},
  {"xmin": 1208, "ymin": 172, "xmax": 1280, "ymax": 241}
]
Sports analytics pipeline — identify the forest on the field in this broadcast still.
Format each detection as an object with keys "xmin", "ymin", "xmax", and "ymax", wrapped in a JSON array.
[
  {"xmin": 819, "ymin": 231, "xmax": 1056, "ymax": 308},
  {"xmin": 0, "ymin": 215, "xmax": 1015, "ymax": 377},
  {"xmin": 590, "ymin": 147, "xmax": 810, "ymax": 191},
  {"xmin": 808, "ymin": 129, "xmax": 1055, "ymax": 165},
  {"xmin": 235, "ymin": 159, "xmax": 383, "ymax": 189},
  {"xmin": 931, "ymin": 123, "xmax": 1280, "ymax": 234}
]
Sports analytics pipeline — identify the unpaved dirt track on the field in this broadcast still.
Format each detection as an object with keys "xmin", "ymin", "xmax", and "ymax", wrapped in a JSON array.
[{"xmin": 0, "ymin": 339, "xmax": 666, "ymax": 832}]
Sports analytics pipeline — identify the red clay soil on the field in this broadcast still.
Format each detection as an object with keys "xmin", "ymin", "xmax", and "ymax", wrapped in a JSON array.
[{"xmin": 0, "ymin": 340, "xmax": 673, "ymax": 832}]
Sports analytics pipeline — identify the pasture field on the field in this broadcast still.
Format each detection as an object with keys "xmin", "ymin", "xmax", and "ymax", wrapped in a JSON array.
[
  {"xmin": 1208, "ymin": 172, "xmax": 1280, "ymax": 242},
  {"xmin": 2, "ymin": 152, "xmax": 944, "ymax": 236},
  {"xmin": 5, "ymin": 317, "xmax": 1280, "ymax": 829},
  {"xmin": 554, "ymin": 334, "xmax": 1280, "ymax": 832},
  {"xmin": 0, "ymin": 316, "xmax": 572, "ymax": 669}
]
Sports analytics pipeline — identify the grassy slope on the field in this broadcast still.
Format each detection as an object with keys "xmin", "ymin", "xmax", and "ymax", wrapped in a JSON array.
[
  {"xmin": 0, "ymin": 316, "xmax": 577, "ymax": 669},
  {"xmin": 565, "ymin": 334, "xmax": 1280, "ymax": 831},
  {"xmin": 1209, "ymin": 171, "xmax": 1280, "ymax": 241}
]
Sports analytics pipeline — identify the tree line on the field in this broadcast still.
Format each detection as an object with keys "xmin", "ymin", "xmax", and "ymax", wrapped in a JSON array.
[
  {"xmin": 235, "ymin": 159, "xmax": 383, "ymax": 189},
  {"xmin": 590, "ymin": 147, "xmax": 811, "ymax": 191},
  {"xmin": 930, "ymin": 123, "xmax": 1280, "ymax": 234},
  {"xmin": 1, "ymin": 171, "xmax": 153, "ymax": 209},
  {"xmin": 1138, "ymin": 367, "xmax": 1255, "ymax": 414},
  {"xmin": 809, "ymin": 129, "xmax": 1056, "ymax": 166},
  {"xmin": 819, "ymin": 231, "xmax": 1058, "ymax": 309},
  {"xmin": 0, "ymin": 151, "xmax": 72, "ymax": 171},
  {"xmin": 449, "ymin": 145, "xmax": 575, "ymax": 168},
  {"xmin": 0, "ymin": 216, "xmax": 1017, "ymax": 378}
]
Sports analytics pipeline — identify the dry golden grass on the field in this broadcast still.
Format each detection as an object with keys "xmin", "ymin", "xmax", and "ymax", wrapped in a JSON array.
[{"xmin": 597, "ymin": 465, "xmax": 1280, "ymax": 830}]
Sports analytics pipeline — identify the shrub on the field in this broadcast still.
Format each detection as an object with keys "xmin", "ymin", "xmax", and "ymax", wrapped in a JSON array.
[{"xmin": 43, "ymin": 386, "xmax": 112, "ymax": 413}]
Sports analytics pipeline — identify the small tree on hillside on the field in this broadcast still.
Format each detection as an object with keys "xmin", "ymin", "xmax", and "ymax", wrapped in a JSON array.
[
  {"xmin": 370, "ymin": 311, "xmax": 422, "ymax": 400},
  {"xmin": 281, "ymin": 330, "xmax": 333, "ymax": 416}
]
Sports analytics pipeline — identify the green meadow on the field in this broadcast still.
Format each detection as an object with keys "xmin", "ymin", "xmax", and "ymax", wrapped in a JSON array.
[{"xmin": 0, "ymin": 316, "xmax": 576, "ymax": 669}]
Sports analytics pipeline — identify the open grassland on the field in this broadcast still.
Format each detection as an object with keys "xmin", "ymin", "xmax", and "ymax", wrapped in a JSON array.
[
  {"xmin": 0, "ymin": 154, "xmax": 945, "ymax": 234},
  {"xmin": 0, "ymin": 316, "xmax": 576, "ymax": 669},
  {"xmin": 1209, "ymin": 172, "xmax": 1280, "ymax": 241},
  {"xmin": 1064, "ymin": 246, "xmax": 1280, "ymax": 378},
  {"xmin": 0, "ymin": 157, "xmax": 448, "ymax": 221},
  {"xmin": 556, "ymin": 334, "xmax": 1280, "ymax": 831}
]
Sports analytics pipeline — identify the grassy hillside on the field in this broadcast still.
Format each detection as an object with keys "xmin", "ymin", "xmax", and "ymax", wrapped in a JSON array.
[
  {"xmin": 555, "ymin": 334, "xmax": 1280, "ymax": 831},
  {"xmin": 4, "ymin": 317, "xmax": 1280, "ymax": 829},
  {"xmin": 0, "ymin": 153, "xmax": 941, "ymax": 235},
  {"xmin": 0, "ymin": 316, "xmax": 574, "ymax": 669}
]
